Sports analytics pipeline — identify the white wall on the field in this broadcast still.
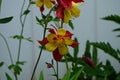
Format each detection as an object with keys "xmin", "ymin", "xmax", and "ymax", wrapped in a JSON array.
[{"xmin": 0, "ymin": 0, "xmax": 120, "ymax": 80}]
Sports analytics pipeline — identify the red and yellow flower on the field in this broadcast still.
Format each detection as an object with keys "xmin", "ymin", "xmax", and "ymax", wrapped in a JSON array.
[
  {"xmin": 38, "ymin": 27, "xmax": 78, "ymax": 61},
  {"xmin": 36, "ymin": 0, "xmax": 55, "ymax": 12},
  {"xmin": 56, "ymin": 0, "xmax": 84, "ymax": 23}
]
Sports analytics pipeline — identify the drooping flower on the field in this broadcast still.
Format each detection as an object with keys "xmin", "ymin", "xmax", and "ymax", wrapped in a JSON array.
[
  {"xmin": 46, "ymin": 62, "xmax": 53, "ymax": 68},
  {"xmin": 56, "ymin": 0, "xmax": 84, "ymax": 23},
  {"xmin": 36, "ymin": 0, "xmax": 55, "ymax": 12},
  {"xmin": 82, "ymin": 55, "xmax": 95, "ymax": 68},
  {"xmin": 38, "ymin": 27, "xmax": 78, "ymax": 61},
  {"xmin": 57, "ymin": 0, "xmax": 73, "ymax": 9}
]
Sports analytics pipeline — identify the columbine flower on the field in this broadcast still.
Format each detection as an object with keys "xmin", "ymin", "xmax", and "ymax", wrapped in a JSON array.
[
  {"xmin": 56, "ymin": 0, "xmax": 84, "ymax": 23},
  {"xmin": 36, "ymin": 0, "xmax": 55, "ymax": 12},
  {"xmin": 38, "ymin": 27, "xmax": 78, "ymax": 61}
]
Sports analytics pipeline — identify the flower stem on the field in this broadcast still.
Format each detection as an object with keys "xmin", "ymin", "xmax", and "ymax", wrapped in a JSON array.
[
  {"xmin": 52, "ymin": 65, "xmax": 57, "ymax": 76},
  {"xmin": 30, "ymin": 5, "xmax": 57, "ymax": 80},
  {"xmin": 0, "ymin": 33, "xmax": 13, "ymax": 64},
  {"xmin": 17, "ymin": 0, "xmax": 31, "ymax": 61},
  {"xmin": 61, "ymin": 20, "xmax": 63, "ymax": 28},
  {"xmin": 14, "ymin": 74, "xmax": 18, "ymax": 80},
  {"xmin": 56, "ymin": 61, "xmax": 59, "ymax": 80},
  {"xmin": 31, "ymin": 46, "xmax": 43, "ymax": 80},
  {"xmin": 64, "ymin": 55, "xmax": 69, "ymax": 71}
]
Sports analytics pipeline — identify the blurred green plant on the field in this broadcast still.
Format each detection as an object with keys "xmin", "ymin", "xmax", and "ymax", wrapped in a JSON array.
[{"xmin": 102, "ymin": 15, "xmax": 120, "ymax": 37}]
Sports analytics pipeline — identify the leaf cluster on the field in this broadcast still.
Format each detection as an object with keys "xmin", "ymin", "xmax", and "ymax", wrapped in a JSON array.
[
  {"xmin": 61, "ymin": 39, "xmax": 120, "ymax": 80},
  {"xmin": 102, "ymin": 14, "xmax": 120, "ymax": 37}
]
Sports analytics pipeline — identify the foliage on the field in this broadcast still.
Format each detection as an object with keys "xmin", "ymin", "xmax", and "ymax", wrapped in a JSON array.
[
  {"xmin": 0, "ymin": 17, "xmax": 13, "ymax": 24},
  {"xmin": 102, "ymin": 15, "xmax": 120, "ymax": 37},
  {"xmin": 39, "ymin": 71, "xmax": 44, "ymax": 80}
]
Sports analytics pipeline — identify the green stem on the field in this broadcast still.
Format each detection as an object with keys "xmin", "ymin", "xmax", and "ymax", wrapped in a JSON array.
[
  {"xmin": 52, "ymin": 65, "xmax": 57, "ymax": 76},
  {"xmin": 56, "ymin": 61, "xmax": 59, "ymax": 80},
  {"xmin": 14, "ymin": 74, "xmax": 18, "ymax": 80},
  {"xmin": 61, "ymin": 20, "xmax": 63, "ymax": 28},
  {"xmin": 30, "ymin": 5, "xmax": 57, "ymax": 80},
  {"xmin": 17, "ymin": 0, "xmax": 31, "ymax": 61},
  {"xmin": 64, "ymin": 55, "xmax": 69, "ymax": 71},
  {"xmin": 31, "ymin": 46, "xmax": 43, "ymax": 80},
  {"xmin": 0, "ymin": 33, "xmax": 13, "ymax": 64}
]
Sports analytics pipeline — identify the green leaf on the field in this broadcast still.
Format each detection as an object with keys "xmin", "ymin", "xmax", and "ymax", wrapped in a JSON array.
[
  {"xmin": 117, "ymin": 35, "xmax": 120, "ymax": 37},
  {"xmin": 47, "ymin": 16, "xmax": 53, "ymax": 22},
  {"xmin": 113, "ymin": 28, "xmax": 120, "ymax": 32},
  {"xmin": 23, "ymin": 9, "xmax": 30, "ymax": 15},
  {"xmin": 39, "ymin": 71, "xmax": 44, "ymax": 80},
  {"xmin": 24, "ymin": 37, "xmax": 33, "ymax": 42},
  {"xmin": 14, "ymin": 65, "xmax": 22, "ymax": 75},
  {"xmin": 73, "ymin": 38, "xmax": 79, "ymax": 59},
  {"xmin": 8, "ymin": 64, "xmax": 15, "ymax": 70},
  {"xmin": 68, "ymin": 20, "xmax": 74, "ymax": 30},
  {"xmin": 30, "ymin": 1, "xmax": 35, "ymax": 4},
  {"xmin": 90, "ymin": 42, "xmax": 120, "ymax": 63},
  {"xmin": 92, "ymin": 46, "xmax": 97, "ymax": 65},
  {"xmin": 16, "ymin": 61, "xmax": 26, "ymax": 65},
  {"xmin": 51, "ymin": 74, "xmax": 57, "ymax": 77},
  {"xmin": 0, "ymin": 62, "xmax": 4, "ymax": 67},
  {"xmin": 71, "ymin": 66, "xmax": 84, "ymax": 80},
  {"xmin": 5, "ymin": 73, "xmax": 12, "ymax": 80},
  {"xmin": 116, "ymin": 73, "xmax": 120, "ymax": 80},
  {"xmin": 84, "ymin": 40, "xmax": 91, "ymax": 58},
  {"xmin": 0, "ymin": 16, "xmax": 13, "ymax": 24},
  {"xmin": 112, "ymin": 28, "xmax": 120, "ymax": 37},
  {"xmin": 104, "ymin": 60, "xmax": 116, "ymax": 76},
  {"xmin": 53, "ymin": 17, "xmax": 60, "ymax": 22},
  {"xmin": 36, "ymin": 16, "xmax": 45, "ymax": 27},
  {"xmin": 62, "ymin": 69, "xmax": 71, "ymax": 80},
  {"xmin": 11, "ymin": 35, "xmax": 33, "ymax": 42},
  {"xmin": 102, "ymin": 15, "xmax": 120, "ymax": 24},
  {"xmin": 11, "ymin": 35, "xmax": 24, "ymax": 40}
]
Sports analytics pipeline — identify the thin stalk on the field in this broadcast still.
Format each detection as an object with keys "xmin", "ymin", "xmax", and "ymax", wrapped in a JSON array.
[
  {"xmin": 53, "ymin": 11, "xmax": 60, "ymax": 27},
  {"xmin": 61, "ymin": 20, "xmax": 63, "ymax": 28},
  {"xmin": 31, "ymin": 46, "xmax": 43, "ymax": 80},
  {"xmin": 0, "ymin": 33, "xmax": 13, "ymax": 64},
  {"xmin": 64, "ymin": 55, "xmax": 69, "ymax": 71},
  {"xmin": 17, "ymin": 0, "xmax": 31, "ymax": 61},
  {"xmin": 30, "ymin": 5, "xmax": 57, "ymax": 80},
  {"xmin": 52, "ymin": 65, "xmax": 57, "ymax": 75},
  {"xmin": 56, "ymin": 61, "xmax": 59, "ymax": 80},
  {"xmin": 14, "ymin": 74, "xmax": 18, "ymax": 80}
]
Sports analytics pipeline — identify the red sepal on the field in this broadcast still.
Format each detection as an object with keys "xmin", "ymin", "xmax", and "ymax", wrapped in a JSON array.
[
  {"xmin": 64, "ymin": 30, "xmax": 73, "ymax": 37},
  {"xmin": 49, "ymin": 28, "xmax": 56, "ymax": 34},
  {"xmin": 53, "ymin": 48, "xmax": 63, "ymax": 61},
  {"xmin": 38, "ymin": 38, "xmax": 48, "ymax": 46},
  {"xmin": 70, "ymin": 41, "xmax": 79, "ymax": 48},
  {"xmin": 72, "ymin": 0, "xmax": 84, "ymax": 3},
  {"xmin": 40, "ymin": 5, "xmax": 44, "ymax": 12}
]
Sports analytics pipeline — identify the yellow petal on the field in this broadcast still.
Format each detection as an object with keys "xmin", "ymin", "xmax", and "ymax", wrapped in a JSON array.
[
  {"xmin": 70, "ymin": 6, "xmax": 80, "ymax": 17},
  {"xmin": 44, "ymin": 0, "xmax": 52, "ymax": 8},
  {"xmin": 72, "ymin": 2, "xmax": 79, "ymax": 7},
  {"xmin": 36, "ymin": 0, "xmax": 43, "ymax": 7},
  {"xmin": 58, "ymin": 45, "xmax": 68, "ymax": 55},
  {"xmin": 45, "ymin": 43, "xmax": 57, "ymax": 52},
  {"xmin": 47, "ymin": 34, "xmax": 55, "ymax": 42},
  {"xmin": 57, "ymin": 28, "xmax": 66, "ymax": 36},
  {"xmin": 63, "ymin": 9, "xmax": 71, "ymax": 23},
  {"xmin": 64, "ymin": 37, "xmax": 73, "ymax": 45}
]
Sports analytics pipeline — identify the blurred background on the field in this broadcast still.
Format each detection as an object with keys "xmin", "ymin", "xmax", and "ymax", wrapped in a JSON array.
[{"xmin": 0, "ymin": 0, "xmax": 120, "ymax": 80}]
